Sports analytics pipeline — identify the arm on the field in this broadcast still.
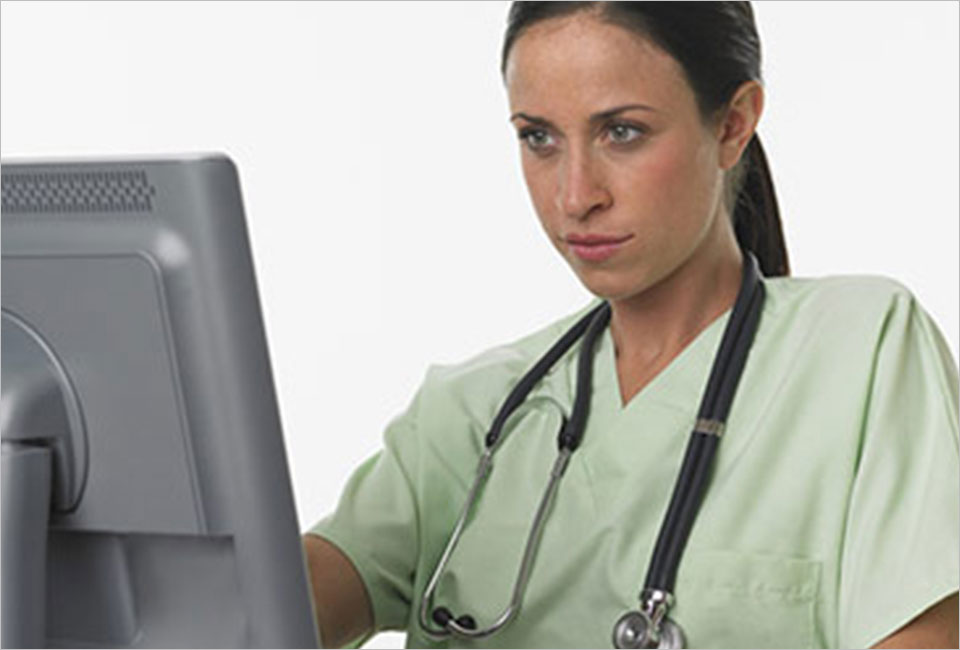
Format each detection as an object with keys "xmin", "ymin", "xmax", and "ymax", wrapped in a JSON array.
[
  {"xmin": 303, "ymin": 533, "xmax": 374, "ymax": 648},
  {"xmin": 870, "ymin": 592, "xmax": 959, "ymax": 649}
]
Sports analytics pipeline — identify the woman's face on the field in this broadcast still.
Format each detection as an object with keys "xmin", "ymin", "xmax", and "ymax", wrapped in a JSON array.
[{"xmin": 504, "ymin": 11, "xmax": 756, "ymax": 301}]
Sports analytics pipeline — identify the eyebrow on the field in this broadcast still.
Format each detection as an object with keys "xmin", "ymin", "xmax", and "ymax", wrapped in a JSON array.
[{"xmin": 509, "ymin": 103, "xmax": 658, "ymax": 127}]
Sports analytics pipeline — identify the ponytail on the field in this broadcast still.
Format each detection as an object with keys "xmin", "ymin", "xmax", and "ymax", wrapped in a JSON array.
[{"xmin": 730, "ymin": 134, "xmax": 790, "ymax": 277}]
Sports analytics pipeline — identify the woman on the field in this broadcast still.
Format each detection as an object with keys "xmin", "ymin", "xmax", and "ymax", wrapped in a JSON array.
[{"xmin": 304, "ymin": 3, "xmax": 959, "ymax": 647}]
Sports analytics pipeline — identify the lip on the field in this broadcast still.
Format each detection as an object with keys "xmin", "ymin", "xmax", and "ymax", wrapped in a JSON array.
[{"xmin": 565, "ymin": 233, "xmax": 633, "ymax": 262}]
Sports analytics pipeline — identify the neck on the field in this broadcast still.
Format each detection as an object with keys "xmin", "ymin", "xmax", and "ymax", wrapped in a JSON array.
[{"xmin": 608, "ymin": 236, "xmax": 743, "ymax": 370}]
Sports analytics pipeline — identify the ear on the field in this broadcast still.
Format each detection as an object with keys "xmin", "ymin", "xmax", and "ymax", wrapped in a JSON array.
[{"xmin": 717, "ymin": 80, "xmax": 765, "ymax": 171}]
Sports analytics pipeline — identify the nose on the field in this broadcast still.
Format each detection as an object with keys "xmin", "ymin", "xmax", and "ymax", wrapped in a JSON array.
[{"xmin": 556, "ymin": 147, "xmax": 612, "ymax": 221}]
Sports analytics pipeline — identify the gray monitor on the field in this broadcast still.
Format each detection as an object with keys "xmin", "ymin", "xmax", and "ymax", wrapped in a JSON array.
[{"xmin": 1, "ymin": 153, "xmax": 320, "ymax": 648}]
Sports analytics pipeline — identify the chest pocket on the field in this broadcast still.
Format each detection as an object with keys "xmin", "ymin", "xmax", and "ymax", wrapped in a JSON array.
[{"xmin": 672, "ymin": 549, "xmax": 822, "ymax": 649}]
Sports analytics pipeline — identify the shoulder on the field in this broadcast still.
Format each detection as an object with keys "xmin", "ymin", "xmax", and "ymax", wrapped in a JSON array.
[
  {"xmin": 760, "ymin": 272, "xmax": 956, "ymax": 398},
  {"xmin": 764, "ymin": 272, "xmax": 917, "ymax": 315},
  {"xmin": 414, "ymin": 299, "xmax": 601, "ymax": 420},
  {"xmin": 760, "ymin": 272, "xmax": 928, "ymax": 345},
  {"xmin": 424, "ymin": 298, "xmax": 601, "ymax": 386},
  {"xmin": 391, "ymin": 300, "xmax": 601, "ymax": 484}
]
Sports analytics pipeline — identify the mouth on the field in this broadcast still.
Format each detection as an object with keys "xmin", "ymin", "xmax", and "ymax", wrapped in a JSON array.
[{"xmin": 565, "ymin": 233, "xmax": 633, "ymax": 262}]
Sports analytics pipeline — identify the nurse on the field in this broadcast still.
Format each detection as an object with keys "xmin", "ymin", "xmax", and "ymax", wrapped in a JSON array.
[{"xmin": 304, "ymin": 2, "xmax": 959, "ymax": 648}]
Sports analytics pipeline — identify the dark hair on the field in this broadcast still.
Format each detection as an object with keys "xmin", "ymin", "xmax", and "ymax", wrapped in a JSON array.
[{"xmin": 501, "ymin": 1, "xmax": 790, "ymax": 277}]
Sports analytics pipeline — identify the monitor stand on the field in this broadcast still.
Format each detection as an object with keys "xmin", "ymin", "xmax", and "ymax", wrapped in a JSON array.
[{"xmin": 1, "ymin": 311, "xmax": 87, "ymax": 649}]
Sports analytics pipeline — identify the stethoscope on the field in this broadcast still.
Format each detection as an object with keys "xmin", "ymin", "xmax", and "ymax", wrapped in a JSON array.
[{"xmin": 418, "ymin": 247, "xmax": 765, "ymax": 648}]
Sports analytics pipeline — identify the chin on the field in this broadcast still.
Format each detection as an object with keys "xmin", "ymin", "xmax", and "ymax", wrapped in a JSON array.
[{"xmin": 573, "ymin": 267, "xmax": 646, "ymax": 303}]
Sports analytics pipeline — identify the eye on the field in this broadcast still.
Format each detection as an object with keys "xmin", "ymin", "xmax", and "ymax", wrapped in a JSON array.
[
  {"xmin": 606, "ymin": 122, "xmax": 647, "ymax": 145},
  {"xmin": 518, "ymin": 127, "xmax": 556, "ymax": 153}
]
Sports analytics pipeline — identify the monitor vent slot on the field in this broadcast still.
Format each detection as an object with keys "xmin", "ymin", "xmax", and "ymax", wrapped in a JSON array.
[{"xmin": 1, "ymin": 169, "xmax": 157, "ymax": 214}]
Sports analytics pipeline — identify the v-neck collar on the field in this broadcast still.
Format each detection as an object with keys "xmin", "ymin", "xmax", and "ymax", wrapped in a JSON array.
[
  {"xmin": 522, "ymin": 299, "xmax": 738, "ymax": 437},
  {"xmin": 594, "ymin": 304, "xmax": 735, "ymax": 417}
]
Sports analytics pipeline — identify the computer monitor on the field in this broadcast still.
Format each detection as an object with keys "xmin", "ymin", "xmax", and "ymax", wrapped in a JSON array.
[{"xmin": 1, "ymin": 153, "xmax": 320, "ymax": 648}]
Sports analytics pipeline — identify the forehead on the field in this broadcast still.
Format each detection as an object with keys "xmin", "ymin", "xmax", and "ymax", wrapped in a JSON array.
[{"xmin": 505, "ymin": 12, "xmax": 693, "ymax": 117}]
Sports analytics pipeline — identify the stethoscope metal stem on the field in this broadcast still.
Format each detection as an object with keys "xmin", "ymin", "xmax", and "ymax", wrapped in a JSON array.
[
  {"xmin": 419, "ymin": 445, "xmax": 573, "ymax": 640},
  {"xmin": 418, "ymin": 448, "xmax": 492, "ymax": 638}
]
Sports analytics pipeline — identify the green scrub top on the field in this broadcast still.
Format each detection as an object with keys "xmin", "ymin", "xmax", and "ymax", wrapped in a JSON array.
[{"xmin": 308, "ymin": 274, "xmax": 959, "ymax": 649}]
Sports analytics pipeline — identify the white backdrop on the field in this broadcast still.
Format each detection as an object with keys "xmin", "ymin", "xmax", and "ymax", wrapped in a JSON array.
[{"xmin": 3, "ymin": 2, "xmax": 958, "ymax": 648}]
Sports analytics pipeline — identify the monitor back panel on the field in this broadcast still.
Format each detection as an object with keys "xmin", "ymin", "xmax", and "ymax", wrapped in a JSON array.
[{"xmin": 1, "ymin": 155, "xmax": 320, "ymax": 648}]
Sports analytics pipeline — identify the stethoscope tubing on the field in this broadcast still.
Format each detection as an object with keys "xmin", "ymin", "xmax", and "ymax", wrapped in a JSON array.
[
  {"xmin": 485, "ymin": 302, "xmax": 605, "ymax": 450},
  {"xmin": 644, "ymin": 252, "xmax": 764, "ymax": 592},
  {"xmin": 563, "ymin": 301, "xmax": 611, "ymax": 451}
]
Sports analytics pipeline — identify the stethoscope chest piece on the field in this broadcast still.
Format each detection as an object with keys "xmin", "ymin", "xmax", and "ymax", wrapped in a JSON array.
[{"xmin": 613, "ymin": 610, "xmax": 685, "ymax": 649}]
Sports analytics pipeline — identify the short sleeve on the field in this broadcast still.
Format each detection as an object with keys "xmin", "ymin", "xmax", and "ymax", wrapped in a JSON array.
[
  {"xmin": 308, "ymin": 387, "xmax": 424, "ymax": 647},
  {"xmin": 838, "ymin": 290, "xmax": 960, "ymax": 648}
]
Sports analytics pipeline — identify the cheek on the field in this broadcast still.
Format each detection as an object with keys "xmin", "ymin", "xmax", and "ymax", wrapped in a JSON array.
[
  {"xmin": 616, "ymin": 137, "xmax": 714, "ymax": 242},
  {"xmin": 522, "ymin": 158, "xmax": 560, "ymax": 231}
]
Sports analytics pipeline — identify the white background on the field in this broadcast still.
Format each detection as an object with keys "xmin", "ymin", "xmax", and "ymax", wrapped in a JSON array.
[{"xmin": 2, "ymin": 2, "xmax": 958, "ymax": 647}]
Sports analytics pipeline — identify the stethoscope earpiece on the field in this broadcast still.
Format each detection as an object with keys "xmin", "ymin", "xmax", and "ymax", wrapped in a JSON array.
[
  {"xmin": 431, "ymin": 607, "xmax": 452, "ymax": 627},
  {"xmin": 432, "ymin": 607, "xmax": 477, "ymax": 631}
]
